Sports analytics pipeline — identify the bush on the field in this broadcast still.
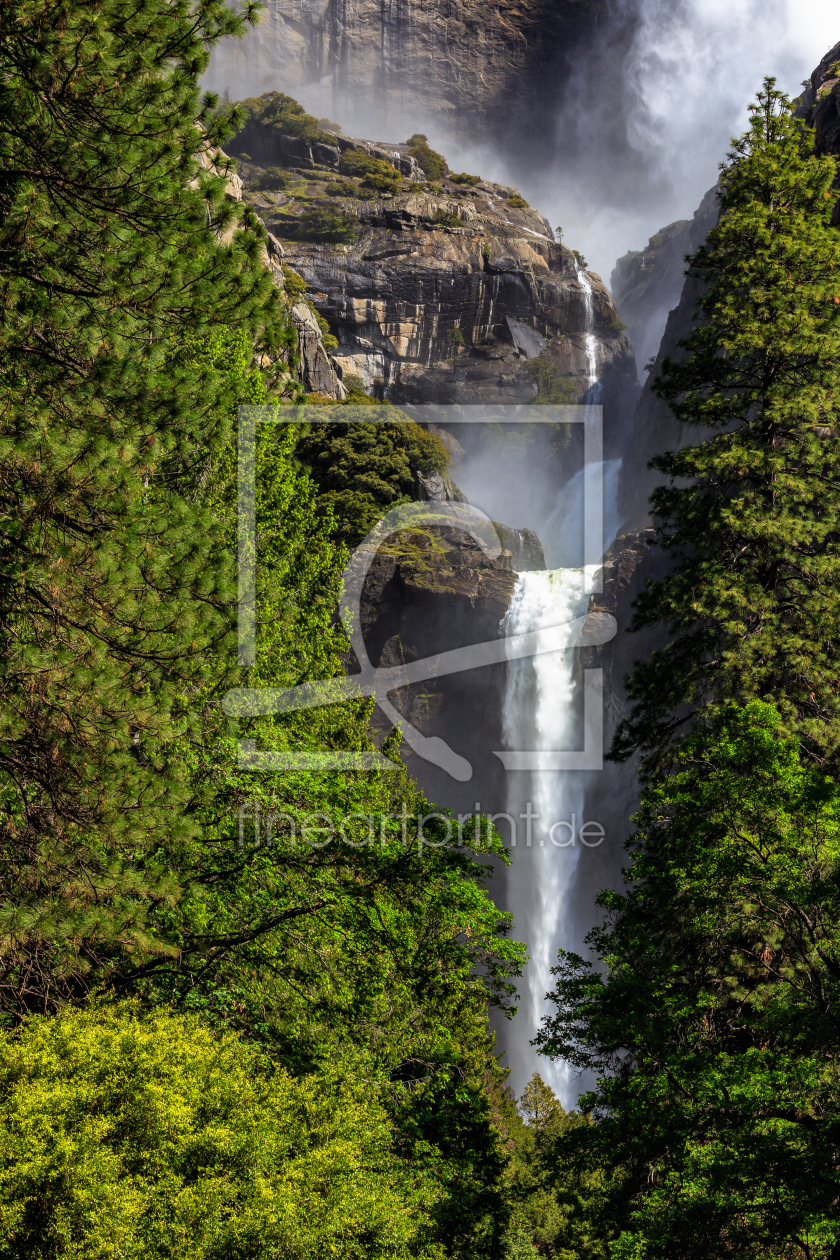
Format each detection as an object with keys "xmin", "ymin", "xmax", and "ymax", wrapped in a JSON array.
[
  {"xmin": 0, "ymin": 1004, "xmax": 440, "ymax": 1259},
  {"xmin": 252, "ymin": 165, "xmax": 296, "ymax": 192},
  {"xmin": 604, "ymin": 309, "xmax": 628, "ymax": 334},
  {"xmin": 451, "ymin": 172, "xmax": 481, "ymax": 186},
  {"xmin": 325, "ymin": 180, "xmax": 358, "ymax": 198},
  {"xmin": 432, "ymin": 209, "xmax": 461, "ymax": 229},
  {"xmin": 506, "ymin": 195, "xmax": 528, "ymax": 209},
  {"xmin": 293, "ymin": 207, "xmax": 358, "ymax": 243},
  {"xmin": 237, "ymin": 91, "xmax": 335, "ymax": 145},
  {"xmin": 339, "ymin": 150, "xmax": 401, "ymax": 193},
  {"xmin": 406, "ymin": 139, "xmax": 448, "ymax": 181},
  {"xmin": 281, "ymin": 263, "xmax": 308, "ymax": 299}
]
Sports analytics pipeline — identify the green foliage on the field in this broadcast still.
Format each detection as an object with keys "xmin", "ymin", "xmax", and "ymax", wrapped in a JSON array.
[
  {"xmin": 292, "ymin": 207, "xmax": 358, "ymax": 243},
  {"xmin": 314, "ymin": 310, "xmax": 339, "ymax": 350},
  {"xmin": 237, "ymin": 91, "xmax": 335, "ymax": 145},
  {"xmin": 0, "ymin": 1003, "xmax": 444, "ymax": 1259},
  {"xmin": 252, "ymin": 165, "xmax": 297, "ymax": 191},
  {"xmin": 296, "ymin": 417, "xmax": 450, "ymax": 547},
  {"xmin": 603, "ymin": 310, "xmax": 628, "ymax": 334},
  {"xmin": 526, "ymin": 356, "xmax": 578, "ymax": 404},
  {"xmin": 451, "ymin": 173, "xmax": 481, "ymax": 187},
  {"xmin": 282, "ymin": 262, "xmax": 309, "ymax": 300},
  {"xmin": 538, "ymin": 702, "xmax": 840, "ymax": 1259},
  {"xmin": 0, "ymin": 0, "xmax": 291, "ymax": 1014},
  {"xmin": 538, "ymin": 81, "xmax": 840, "ymax": 1260},
  {"xmin": 611, "ymin": 79, "xmax": 840, "ymax": 773},
  {"xmin": 407, "ymin": 139, "xmax": 449, "ymax": 182},
  {"xmin": 326, "ymin": 180, "xmax": 360, "ymax": 198},
  {"xmin": 433, "ymin": 209, "xmax": 462, "ymax": 229},
  {"xmin": 506, "ymin": 196, "xmax": 529, "ymax": 209},
  {"xmin": 572, "ymin": 249, "xmax": 588, "ymax": 269},
  {"xmin": 493, "ymin": 1074, "xmax": 605, "ymax": 1260},
  {"xmin": 340, "ymin": 151, "xmax": 402, "ymax": 194}
]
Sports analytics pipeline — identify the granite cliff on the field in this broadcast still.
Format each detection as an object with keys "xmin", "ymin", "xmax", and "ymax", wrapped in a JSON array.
[
  {"xmin": 211, "ymin": 0, "xmax": 612, "ymax": 140},
  {"xmin": 235, "ymin": 112, "xmax": 638, "ymax": 445}
]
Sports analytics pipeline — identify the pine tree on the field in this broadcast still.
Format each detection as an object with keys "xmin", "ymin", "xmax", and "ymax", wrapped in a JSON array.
[
  {"xmin": 612, "ymin": 79, "xmax": 840, "ymax": 772},
  {"xmin": 535, "ymin": 83, "xmax": 840, "ymax": 1259},
  {"xmin": 0, "ymin": 0, "xmax": 287, "ymax": 1011}
]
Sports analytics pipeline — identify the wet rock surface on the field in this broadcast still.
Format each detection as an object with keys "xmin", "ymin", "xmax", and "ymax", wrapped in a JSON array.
[{"xmin": 348, "ymin": 522, "xmax": 543, "ymax": 806}]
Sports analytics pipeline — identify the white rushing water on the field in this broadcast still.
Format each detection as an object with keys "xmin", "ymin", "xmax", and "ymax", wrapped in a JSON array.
[
  {"xmin": 573, "ymin": 259, "xmax": 600, "ymax": 401},
  {"xmin": 502, "ymin": 570, "xmax": 591, "ymax": 1105},
  {"xmin": 498, "ymin": 260, "xmax": 611, "ymax": 1106}
]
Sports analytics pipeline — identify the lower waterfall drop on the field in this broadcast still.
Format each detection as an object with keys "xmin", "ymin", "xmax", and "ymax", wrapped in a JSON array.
[{"xmin": 502, "ymin": 568, "xmax": 590, "ymax": 1106}]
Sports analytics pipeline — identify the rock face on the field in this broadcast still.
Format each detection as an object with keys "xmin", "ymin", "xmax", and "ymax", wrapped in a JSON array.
[
  {"xmin": 616, "ymin": 184, "xmax": 720, "ymax": 531},
  {"xmin": 611, "ymin": 219, "xmax": 691, "ymax": 381},
  {"xmin": 211, "ymin": 0, "xmax": 611, "ymax": 140},
  {"xmin": 354, "ymin": 523, "xmax": 543, "ymax": 806},
  {"xmin": 260, "ymin": 178, "xmax": 638, "ymax": 450},
  {"xmin": 798, "ymin": 39, "xmax": 840, "ymax": 225}
]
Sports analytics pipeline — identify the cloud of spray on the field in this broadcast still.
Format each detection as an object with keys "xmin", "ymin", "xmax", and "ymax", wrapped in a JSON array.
[{"xmin": 444, "ymin": 0, "xmax": 839, "ymax": 281}]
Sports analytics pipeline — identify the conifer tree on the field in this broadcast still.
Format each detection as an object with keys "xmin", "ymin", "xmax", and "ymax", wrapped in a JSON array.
[
  {"xmin": 536, "ymin": 84, "xmax": 840, "ymax": 1259},
  {"xmin": 0, "ymin": 0, "xmax": 286, "ymax": 1010},
  {"xmin": 612, "ymin": 79, "xmax": 840, "ymax": 772}
]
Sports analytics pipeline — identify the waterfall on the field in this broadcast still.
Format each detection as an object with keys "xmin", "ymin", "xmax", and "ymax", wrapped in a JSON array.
[
  {"xmin": 501, "ymin": 570, "xmax": 591, "ymax": 1104},
  {"xmin": 573, "ymin": 259, "xmax": 602, "ymax": 404},
  {"xmin": 496, "ymin": 260, "xmax": 613, "ymax": 1107}
]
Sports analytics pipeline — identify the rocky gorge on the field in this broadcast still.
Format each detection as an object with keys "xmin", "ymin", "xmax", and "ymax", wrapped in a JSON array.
[{"xmin": 222, "ymin": 38, "xmax": 840, "ymax": 1096}]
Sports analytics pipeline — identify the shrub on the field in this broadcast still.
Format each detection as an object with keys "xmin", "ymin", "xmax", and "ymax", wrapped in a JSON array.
[
  {"xmin": 237, "ymin": 91, "xmax": 335, "ymax": 145},
  {"xmin": 293, "ymin": 207, "xmax": 358, "ymax": 243},
  {"xmin": 406, "ymin": 139, "xmax": 448, "ymax": 181},
  {"xmin": 526, "ymin": 355, "xmax": 578, "ymax": 404},
  {"xmin": 432, "ymin": 209, "xmax": 461, "ymax": 229},
  {"xmin": 339, "ymin": 150, "xmax": 401, "ymax": 193},
  {"xmin": 325, "ymin": 180, "xmax": 358, "ymax": 198},
  {"xmin": 506, "ymin": 195, "xmax": 528, "ymax": 209},
  {"xmin": 252, "ymin": 165, "xmax": 296, "ymax": 192},
  {"xmin": 451, "ymin": 172, "xmax": 481, "ymax": 186},
  {"xmin": 363, "ymin": 168, "xmax": 402, "ymax": 194},
  {"xmin": 281, "ymin": 263, "xmax": 308, "ymax": 299},
  {"xmin": 314, "ymin": 310, "xmax": 339, "ymax": 350},
  {"xmin": 0, "ymin": 1004, "xmax": 440, "ymax": 1259}
]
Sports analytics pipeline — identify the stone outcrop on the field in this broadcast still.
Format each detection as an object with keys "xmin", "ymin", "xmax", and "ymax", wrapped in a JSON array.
[
  {"xmin": 798, "ymin": 38, "xmax": 840, "ymax": 225},
  {"xmin": 250, "ymin": 169, "xmax": 638, "ymax": 450},
  {"xmin": 289, "ymin": 301, "xmax": 348, "ymax": 397},
  {"xmin": 616, "ymin": 185, "xmax": 720, "ymax": 531},
  {"xmin": 353, "ymin": 522, "xmax": 543, "ymax": 807},
  {"xmin": 611, "ymin": 218, "xmax": 691, "ymax": 381}
]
